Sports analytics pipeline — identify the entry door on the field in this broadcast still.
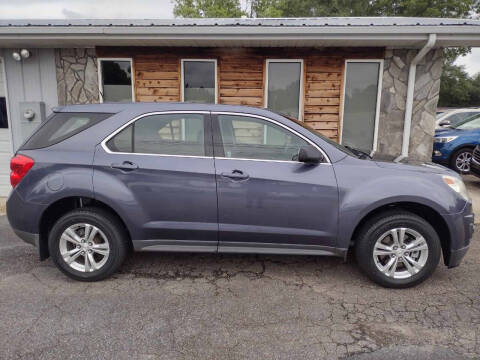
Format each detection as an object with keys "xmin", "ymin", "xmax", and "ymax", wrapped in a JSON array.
[
  {"xmin": 0, "ymin": 59, "xmax": 11, "ymax": 196},
  {"xmin": 213, "ymin": 113, "xmax": 339, "ymax": 254},
  {"xmin": 93, "ymin": 112, "xmax": 218, "ymax": 251}
]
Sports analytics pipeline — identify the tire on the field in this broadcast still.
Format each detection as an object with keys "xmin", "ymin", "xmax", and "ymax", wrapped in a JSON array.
[
  {"xmin": 450, "ymin": 147, "xmax": 473, "ymax": 174},
  {"xmin": 48, "ymin": 207, "xmax": 128, "ymax": 281},
  {"xmin": 355, "ymin": 210, "xmax": 441, "ymax": 288}
]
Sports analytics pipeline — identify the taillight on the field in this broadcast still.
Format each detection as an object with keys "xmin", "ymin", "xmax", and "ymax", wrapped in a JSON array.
[{"xmin": 10, "ymin": 154, "xmax": 34, "ymax": 188}]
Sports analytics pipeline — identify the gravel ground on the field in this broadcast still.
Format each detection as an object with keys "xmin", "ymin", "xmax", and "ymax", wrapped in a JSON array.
[{"xmin": 0, "ymin": 210, "xmax": 479, "ymax": 360}]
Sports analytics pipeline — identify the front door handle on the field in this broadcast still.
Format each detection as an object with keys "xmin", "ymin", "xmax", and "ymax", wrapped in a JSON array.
[
  {"xmin": 111, "ymin": 161, "xmax": 138, "ymax": 171},
  {"xmin": 220, "ymin": 169, "xmax": 250, "ymax": 181}
]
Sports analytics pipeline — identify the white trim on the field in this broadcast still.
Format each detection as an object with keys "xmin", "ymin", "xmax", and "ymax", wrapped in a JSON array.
[
  {"xmin": 97, "ymin": 57, "xmax": 135, "ymax": 103},
  {"xmin": 180, "ymin": 59, "xmax": 218, "ymax": 104},
  {"xmin": 264, "ymin": 59, "xmax": 304, "ymax": 121},
  {"xmin": 212, "ymin": 111, "xmax": 330, "ymax": 163},
  {"xmin": 0, "ymin": 55, "xmax": 13, "ymax": 154},
  {"xmin": 340, "ymin": 59, "xmax": 383, "ymax": 155}
]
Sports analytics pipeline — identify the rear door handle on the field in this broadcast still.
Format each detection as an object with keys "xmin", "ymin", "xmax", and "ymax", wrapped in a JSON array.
[
  {"xmin": 220, "ymin": 169, "xmax": 249, "ymax": 181},
  {"xmin": 111, "ymin": 161, "xmax": 138, "ymax": 171}
]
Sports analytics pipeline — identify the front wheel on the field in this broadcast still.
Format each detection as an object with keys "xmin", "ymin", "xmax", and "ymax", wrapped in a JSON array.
[
  {"xmin": 355, "ymin": 211, "xmax": 441, "ymax": 288},
  {"xmin": 450, "ymin": 147, "xmax": 472, "ymax": 174},
  {"xmin": 48, "ymin": 208, "xmax": 128, "ymax": 281}
]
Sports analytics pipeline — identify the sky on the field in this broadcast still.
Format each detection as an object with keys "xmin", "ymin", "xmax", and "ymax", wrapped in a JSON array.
[{"xmin": 0, "ymin": 0, "xmax": 479, "ymax": 77}]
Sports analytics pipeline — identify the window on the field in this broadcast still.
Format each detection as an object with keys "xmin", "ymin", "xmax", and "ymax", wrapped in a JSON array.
[
  {"xmin": 181, "ymin": 60, "xmax": 217, "ymax": 104},
  {"xmin": 98, "ymin": 59, "xmax": 133, "ymax": 103},
  {"xmin": 217, "ymin": 114, "xmax": 309, "ymax": 161},
  {"xmin": 341, "ymin": 60, "xmax": 383, "ymax": 154},
  {"xmin": 265, "ymin": 60, "xmax": 303, "ymax": 120},
  {"xmin": 21, "ymin": 112, "xmax": 112, "ymax": 150},
  {"xmin": 106, "ymin": 113, "xmax": 206, "ymax": 156}
]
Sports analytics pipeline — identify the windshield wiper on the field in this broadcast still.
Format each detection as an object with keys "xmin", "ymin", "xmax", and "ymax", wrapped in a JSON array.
[{"xmin": 344, "ymin": 145, "xmax": 372, "ymax": 159}]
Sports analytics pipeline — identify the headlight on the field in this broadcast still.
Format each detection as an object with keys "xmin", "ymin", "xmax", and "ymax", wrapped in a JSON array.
[
  {"xmin": 442, "ymin": 175, "xmax": 470, "ymax": 200},
  {"xmin": 434, "ymin": 136, "xmax": 458, "ymax": 143}
]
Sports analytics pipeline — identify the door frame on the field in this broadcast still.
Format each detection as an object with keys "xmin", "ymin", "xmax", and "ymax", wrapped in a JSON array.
[
  {"xmin": 0, "ymin": 55, "xmax": 14, "ymax": 155},
  {"xmin": 340, "ymin": 59, "xmax": 384, "ymax": 155}
]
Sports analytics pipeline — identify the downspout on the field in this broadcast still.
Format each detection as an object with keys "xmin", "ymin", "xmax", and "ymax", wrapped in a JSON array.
[{"xmin": 394, "ymin": 33, "xmax": 437, "ymax": 162}]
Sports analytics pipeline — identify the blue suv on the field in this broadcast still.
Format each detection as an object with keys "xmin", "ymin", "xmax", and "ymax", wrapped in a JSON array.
[
  {"xmin": 432, "ymin": 114, "xmax": 480, "ymax": 173},
  {"xmin": 6, "ymin": 103, "xmax": 474, "ymax": 288}
]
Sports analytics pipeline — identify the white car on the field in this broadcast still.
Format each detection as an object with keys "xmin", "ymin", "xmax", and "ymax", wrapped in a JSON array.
[{"xmin": 436, "ymin": 108, "xmax": 480, "ymax": 128}]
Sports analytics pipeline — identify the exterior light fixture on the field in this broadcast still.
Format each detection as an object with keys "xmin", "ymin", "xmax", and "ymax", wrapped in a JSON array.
[
  {"xmin": 20, "ymin": 49, "xmax": 30, "ymax": 59},
  {"xmin": 12, "ymin": 51, "xmax": 21, "ymax": 61}
]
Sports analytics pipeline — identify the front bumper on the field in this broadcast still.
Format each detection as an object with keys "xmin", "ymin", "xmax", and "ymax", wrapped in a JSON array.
[{"xmin": 443, "ymin": 201, "xmax": 474, "ymax": 268}]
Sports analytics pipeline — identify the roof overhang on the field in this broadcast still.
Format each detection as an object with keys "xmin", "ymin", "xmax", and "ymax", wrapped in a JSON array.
[{"xmin": 1, "ymin": 17, "xmax": 480, "ymax": 48}]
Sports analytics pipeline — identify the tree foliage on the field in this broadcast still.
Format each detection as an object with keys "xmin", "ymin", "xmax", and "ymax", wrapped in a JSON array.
[
  {"xmin": 439, "ymin": 64, "xmax": 480, "ymax": 107},
  {"xmin": 173, "ymin": 0, "xmax": 478, "ymax": 18},
  {"xmin": 174, "ymin": 0, "xmax": 245, "ymax": 18}
]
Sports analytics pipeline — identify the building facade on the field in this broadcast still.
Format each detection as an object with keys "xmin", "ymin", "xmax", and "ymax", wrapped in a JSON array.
[{"xmin": 0, "ymin": 18, "xmax": 479, "ymax": 196}]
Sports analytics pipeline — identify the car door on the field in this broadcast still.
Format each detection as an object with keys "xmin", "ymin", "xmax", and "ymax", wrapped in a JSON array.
[
  {"xmin": 212, "ymin": 112, "xmax": 339, "ymax": 255},
  {"xmin": 93, "ymin": 111, "xmax": 218, "ymax": 252}
]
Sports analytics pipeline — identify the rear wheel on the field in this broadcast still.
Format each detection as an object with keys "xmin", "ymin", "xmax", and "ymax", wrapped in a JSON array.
[
  {"xmin": 355, "ymin": 211, "xmax": 441, "ymax": 288},
  {"xmin": 450, "ymin": 147, "xmax": 472, "ymax": 174},
  {"xmin": 48, "ymin": 208, "xmax": 128, "ymax": 281}
]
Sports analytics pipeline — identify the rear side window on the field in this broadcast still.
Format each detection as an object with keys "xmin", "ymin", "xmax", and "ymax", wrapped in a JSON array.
[
  {"xmin": 106, "ymin": 113, "xmax": 206, "ymax": 156},
  {"xmin": 21, "ymin": 112, "xmax": 112, "ymax": 150}
]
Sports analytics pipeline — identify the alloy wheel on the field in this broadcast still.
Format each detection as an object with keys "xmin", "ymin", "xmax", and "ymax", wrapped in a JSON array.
[
  {"xmin": 372, "ymin": 227, "xmax": 429, "ymax": 279},
  {"xmin": 455, "ymin": 151, "xmax": 472, "ymax": 173},
  {"xmin": 59, "ymin": 223, "xmax": 110, "ymax": 272}
]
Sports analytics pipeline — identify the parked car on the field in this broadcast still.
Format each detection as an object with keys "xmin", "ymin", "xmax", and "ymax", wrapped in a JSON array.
[
  {"xmin": 469, "ymin": 144, "xmax": 480, "ymax": 177},
  {"xmin": 435, "ymin": 108, "xmax": 480, "ymax": 129},
  {"xmin": 7, "ymin": 103, "xmax": 473, "ymax": 288},
  {"xmin": 432, "ymin": 114, "xmax": 480, "ymax": 173}
]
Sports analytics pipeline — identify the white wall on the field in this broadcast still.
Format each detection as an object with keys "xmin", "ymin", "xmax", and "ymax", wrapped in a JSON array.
[
  {"xmin": 0, "ymin": 49, "xmax": 58, "ymax": 196},
  {"xmin": 1, "ymin": 48, "xmax": 58, "ymax": 151}
]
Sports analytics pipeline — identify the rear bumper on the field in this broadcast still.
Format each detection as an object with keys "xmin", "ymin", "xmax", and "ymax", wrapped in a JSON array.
[{"xmin": 12, "ymin": 228, "xmax": 39, "ymax": 247}]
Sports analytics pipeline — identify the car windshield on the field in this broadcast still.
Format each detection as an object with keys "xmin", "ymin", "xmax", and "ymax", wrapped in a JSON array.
[
  {"xmin": 277, "ymin": 113, "xmax": 366, "ymax": 159},
  {"xmin": 451, "ymin": 114, "xmax": 480, "ymax": 130}
]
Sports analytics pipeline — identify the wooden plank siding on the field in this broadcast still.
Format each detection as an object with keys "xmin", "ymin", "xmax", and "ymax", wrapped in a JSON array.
[{"xmin": 97, "ymin": 47, "xmax": 384, "ymax": 141}]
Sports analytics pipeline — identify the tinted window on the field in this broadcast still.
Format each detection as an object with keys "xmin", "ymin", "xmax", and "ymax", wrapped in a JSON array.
[
  {"xmin": 342, "ymin": 62, "xmax": 381, "ymax": 153},
  {"xmin": 21, "ymin": 112, "xmax": 112, "ymax": 150},
  {"xmin": 217, "ymin": 115, "xmax": 308, "ymax": 161},
  {"xmin": 455, "ymin": 116, "xmax": 480, "ymax": 130},
  {"xmin": 100, "ymin": 60, "xmax": 132, "ymax": 103},
  {"xmin": 182, "ymin": 61, "xmax": 216, "ymax": 103},
  {"xmin": 266, "ymin": 61, "xmax": 302, "ymax": 119},
  {"xmin": 106, "ymin": 113, "xmax": 205, "ymax": 156}
]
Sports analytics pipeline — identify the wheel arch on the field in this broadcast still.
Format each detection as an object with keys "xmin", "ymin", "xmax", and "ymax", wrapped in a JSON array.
[
  {"xmin": 349, "ymin": 201, "xmax": 451, "ymax": 266},
  {"xmin": 38, "ymin": 196, "xmax": 132, "ymax": 260},
  {"xmin": 448, "ymin": 144, "xmax": 475, "ymax": 162}
]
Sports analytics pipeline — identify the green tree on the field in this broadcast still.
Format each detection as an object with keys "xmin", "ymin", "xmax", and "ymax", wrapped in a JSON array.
[
  {"xmin": 174, "ymin": 0, "xmax": 245, "ymax": 18},
  {"xmin": 438, "ymin": 64, "xmax": 473, "ymax": 107}
]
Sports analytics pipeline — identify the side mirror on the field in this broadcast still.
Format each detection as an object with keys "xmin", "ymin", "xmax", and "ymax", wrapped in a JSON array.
[
  {"xmin": 298, "ymin": 146, "xmax": 323, "ymax": 164},
  {"xmin": 439, "ymin": 119, "xmax": 451, "ymax": 127}
]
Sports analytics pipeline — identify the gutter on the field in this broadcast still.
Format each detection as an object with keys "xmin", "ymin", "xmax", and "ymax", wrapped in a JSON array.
[{"xmin": 395, "ymin": 33, "xmax": 437, "ymax": 162}]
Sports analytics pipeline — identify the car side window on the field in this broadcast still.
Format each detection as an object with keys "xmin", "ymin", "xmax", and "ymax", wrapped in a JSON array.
[
  {"xmin": 106, "ymin": 113, "xmax": 206, "ymax": 156},
  {"xmin": 217, "ymin": 114, "xmax": 309, "ymax": 161}
]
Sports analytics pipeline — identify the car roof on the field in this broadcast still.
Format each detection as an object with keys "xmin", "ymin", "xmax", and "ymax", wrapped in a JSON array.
[{"xmin": 53, "ymin": 102, "xmax": 282, "ymax": 119}]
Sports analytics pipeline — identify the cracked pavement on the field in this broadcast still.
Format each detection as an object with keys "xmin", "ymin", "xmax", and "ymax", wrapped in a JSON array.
[{"xmin": 0, "ymin": 215, "xmax": 479, "ymax": 360}]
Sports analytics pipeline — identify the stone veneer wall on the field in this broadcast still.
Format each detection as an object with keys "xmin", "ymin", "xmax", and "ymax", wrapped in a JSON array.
[
  {"xmin": 377, "ymin": 48, "xmax": 443, "ymax": 161},
  {"xmin": 55, "ymin": 48, "xmax": 99, "ymax": 105}
]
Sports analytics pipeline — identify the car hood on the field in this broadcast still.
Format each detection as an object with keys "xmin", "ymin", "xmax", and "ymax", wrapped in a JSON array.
[
  {"xmin": 434, "ymin": 128, "xmax": 462, "ymax": 137},
  {"xmin": 375, "ymin": 159, "xmax": 456, "ymax": 175}
]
